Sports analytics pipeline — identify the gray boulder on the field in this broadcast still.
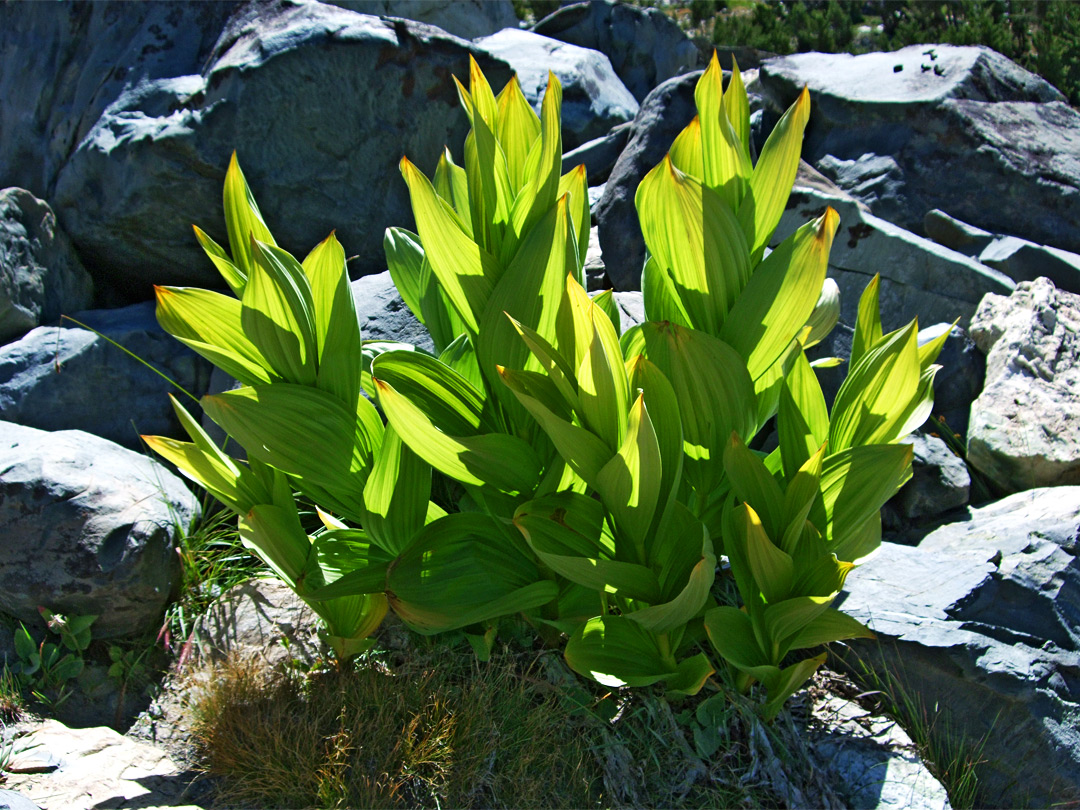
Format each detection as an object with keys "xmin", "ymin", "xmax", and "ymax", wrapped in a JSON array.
[
  {"xmin": 474, "ymin": 28, "xmax": 638, "ymax": 150},
  {"xmin": 837, "ymin": 486, "xmax": 1080, "ymax": 808},
  {"xmin": 48, "ymin": 1, "xmax": 511, "ymax": 299},
  {"xmin": 967, "ymin": 278, "xmax": 1080, "ymax": 493},
  {"xmin": 760, "ymin": 46, "xmax": 1080, "ymax": 253},
  {"xmin": 892, "ymin": 432, "xmax": 970, "ymax": 523},
  {"xmin": 562, "ymin": 121, "xmax": 631, "ymax": 186},
  {"xmin": 0, "ymin": 422, "xmax": 197, "ymax": 638},
  {"xmin": 772, "ymin": 186, "xmax": 1014, "ymax": 330},
  {"xmin": 916, "ymin": 323, "xmax": 985, "ymax": 438},
  {"xmin": 978, "ymin": 235, "xmax": 1080, "ymax": 293},
  {"xmin": 351, "ymin": 270, "xmax": 434, "ymax": 352},
  {"xmin": 531, "ymin": 0, "xmax": 699, "ymax": 103},
  {"xmin": 922, "ymin": 208, "xmax": 996, "ymax": 257},
  {"xmin": 0, "ymin": 791, "xmax": 40, "ymax": 810},
  {"xmin": 195, "ymin": 578, "xmax": 323, "ymax": 667},
  {"xmin": 0, "ymin": 302, "xmax": 213, "ymax": 449},
  {"xmin": 334, "ymin": 0, "xmax": 517, "ymax": 39},
  {"xmin": 0, "ymin": 1, "xmax": 236, "ymax": 197},
  {"xmin": 0, "ymin": 189, "xmax": 93, "ymax": 345}
]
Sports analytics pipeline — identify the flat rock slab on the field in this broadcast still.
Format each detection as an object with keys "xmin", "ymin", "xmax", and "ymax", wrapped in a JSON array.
[
  {"xmin": 838, "ymin": 486, "xmax": 1080, "ymax": 807},
  {"xmin": 968, "ymin": 278, "xmax": 1080, "ymax": 492},
  {"xmin": 5, "ymin": 720, "xmax": 203, "ymax": 810},
  {"xmin": 0, "ymin": 421, "xmax": 197, "ymax": 637}
]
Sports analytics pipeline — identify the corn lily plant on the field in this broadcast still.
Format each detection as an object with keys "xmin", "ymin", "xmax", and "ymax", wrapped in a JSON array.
[{"xmin": 143, "ymin": 54, "xmax": 947, "ymax": 717}]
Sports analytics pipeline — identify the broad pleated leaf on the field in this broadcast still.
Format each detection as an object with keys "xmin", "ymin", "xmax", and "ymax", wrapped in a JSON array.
[
  {"xmin": 820, "ymin": 443, "xmax": 913, "ymax": 561},
  {"xmin": 238, "ymin": 503, "xmax": 310, "ymax": 589},
  {"xmin": 719, "ymin": 208, "xmax": 838, "ymax": 381},
  {"xmin": 434, "ymin": 148, "xmax": 474, "ymax": 236},
  {"xmin": 626, "ymin": 356, "xmax": 683, "ymax": 525},
  {"xmin": 203, "ymin": 384, "xmax": 379, "ymax": 522},
  {"xmin": 223, "ymin": 151, "xmax": 276, "ymax": 279},
  {"xmin": 641, "ymin": 256, "xmax": 694, "ymax": 327},
  {"xmin": 737, "ymin": 87, "xmax": 810, "ymax": 260},
  {"xmin": 669, "ymin": 116, "xmax": 704, "ymax": 179},
  {"xmin": 704, "ymin": 606, "xmax": 768, "ymax": 671},
  {"xmin": 636, "ymin": 155, "xmax": 751, "ymax": 333},
  {"xmin": 591, "ymin": 290, "xmax": 621, "ymax": 336},
  {"xmin": 724, "ymin": 433, "xmax": 784, "ymax": 539},
  {"xmin": 721, "ymin": 57, "xmax": 751, "ymax": 159},
  {"xmin": 496, "ymin": 74, "xmax": 542, "ymax": 192},
  {"xmin": 155, "ymin": 286, "xmax": 274, "ymax": 386},
  {"xmin": 739, "ymin": 504, "xmax": 793, "ymax": 604},
  {"xmin": 777, "ymin": 348, "xmax": 829, "ymax": 480},
  {"xmin": 400, "ymin": 156, "xmax": 499, "ymax": 334},
  {"xmin": 242, "ymin": 240, "xmax": 318, "ymax": 386},
  {"xmin": 851, "ymin": 274, "xmax": 884, "ymax": 368},
  {"xmin": 558, "ymin": 164, "xmax": 590, "ymax": 270},
  {"xmin": 761, "ymin": 653, "xmax": 827, "ymax": 721},
  {"xmin": 786, "ymin": 607, "xmax": 875, "ymax": 650},
  {"xmin": 383, "ymin": 227, "xmax": 426, "ymax": 322},
  {"xmin": 303, "ymin": 232, "xmax": 363, "ymax": 407},
  {"xmin": 763, "ymin": 595, "xmax": 834, "ymax": 652},
  {"xmin": 565, "ymin": 615, "xmax": 679, "ymax": 688},
  {"xmin": 695, "ymin": 52, "xmax": 751, "ymax": 209},
  {"xmin": 387, "ymin": 512, "xmax": 557, "ymax": 633},
  {"xmin": 509, "ymin": 72, "xmax": 563, "ymax": 244},
  {"xmin": 193, "ymin": 225, "xmax": 245, "ymax": 297},
  {"xmin": 362, "ymin": 424, "xmax": 431, "ymax": 557}
]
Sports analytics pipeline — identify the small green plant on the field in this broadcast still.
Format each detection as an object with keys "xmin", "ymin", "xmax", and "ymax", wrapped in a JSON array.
[
  {"xmin": 7, "ymin": 610, "xmax": 97, "ymax": 707},
  {"xmin": 0, "ymin": 668, "xmax": 22, "ymax": 724}
]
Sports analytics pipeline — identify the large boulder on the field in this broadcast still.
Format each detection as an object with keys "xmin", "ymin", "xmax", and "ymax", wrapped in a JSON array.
[
  {"xmin": 351, "ymin": 270, "xmax": 433, "ymax": 352},
  {"xmin": 0, "ymin": 1, "xmax": 237, "ymax": 197},
  {"xmin": 43, "ymin": 1, "xmax": 511, "ymax": 299},
  {"xmin": 837, "ymin": 487, "xmax": 1080, "ymax": 808},
  {"xmin": 0, "ymin": 422, "xmax": 197, "ymax": 638},
  {"xmin": 772, "ymin": 186, "xmax": 1015, "ymax": 330},
  {"xmin": 0, "ymin": 189, "xmax": 93, "ymax": 345},
  {"xmin": 531, "ymin": 0, "xmax": 700, "ymax": 103},
  {"xmin": 474, "ymin": 28, "xmax": 638, "ymax": 150},
  {"xmin": 759, "ymin": 45, "xmax": 1080, "ymax": 253},
  {"xmin": 0, "ymin": 302, "xmax": 213, "ymax": 449},
  {"xmin": 967, "ymin": 278, "xmax": 1080, "ymax": 493},
  {"xmin": 334, "ymin": 0, "xmax": 518, "ymax": 39}
]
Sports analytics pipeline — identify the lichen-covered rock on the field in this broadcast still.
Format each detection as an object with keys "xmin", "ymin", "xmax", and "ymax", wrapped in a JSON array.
[
  {"xmin": 0, "ymin": 422, "xmax": 197, "ymax": 637},
  {"xmin": 474, "ymin": 28, "xmax": 638, "ymax": 150},
  {"xmin": 0, "ymin": 189, "xmax": 93, "ymax": 345},
  {"xmin": 0, "ymin": 302, "xmax": 213, "ymax": 449},
  {"xmin": 531, "ymin": 0, "xmax": 699, "ymax": 103},
  {"xmin": 968, "ymin": 278, "xmax": 1080, "ymax": 492},
  {"xmin": 839, "ymin": 486, "xmax": 1080, "ymax": 808}
]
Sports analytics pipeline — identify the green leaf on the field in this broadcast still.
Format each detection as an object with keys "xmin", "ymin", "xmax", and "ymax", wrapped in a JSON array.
[
  {"xmin": 222, "ymin": 151, "xmax": 276, "ymax": 278},
  {"xmin": 155, "ymin": 286, "xmax": 275, "ymax": 386},
  {"xmin": 387, "ymin": 512, "xmax": 557, "ymax": 633},
  {"xmin": 695, "ymin": 51, "xmax": 751, "ymax": 209},
  {"xmin": 722, "ymin": 57, "xmax": 751, "ymax": 160},
  {"xmin": 737, "ymin": 87, "xmax": 810, "ymax": 260},
  {"xmin": 509, "ymin": 71, "xmax": 563, "ymax": 246},
  {"xmin": 786, "ymin": 607, "xmax": 875, "ymax": 650},
  {"xmin": 642, "ymin": 255, "xmax": 694, "ymax": 327},
  {"xmin": 434, "ymin": 148, "xmax": 473, "ymax": 236},
  {"xmin": 362, "ymin": 424, "xmax": 432, "ymax": 557},
  {"xmin": 719, "ymin": 208, "xmax": 839, "ymax": 381},
  {"xmin": 703, "ymin": 606, "xmax": 768, "ymax": 671},
  {"xmin": 821, "ymin": 443, "xmax": 913, "ymax": 562},
  {"xmin": 496, "ymin": 74, "xmax": 542, "ymax": 192},
  {"xmin": 243, "ymin": 240, "xmax": 319, "ymax": 386},
  {"xmin": 665, "ymin": 653, "xmax": 716, "ymax": 697},
  {"xmin": 558, "ymin": 164, "xmax": 590, "ymax": 270},
  {"xmin": 301, "ymin": 530, "xmax": 395, "ymax": 600},
  {"xmin": 763, "ymin": 595, "xmax": 834, "ymax": 653},
  {"xmin": 303, "ymin": 232, "xmax": 363, "ymax": 408},
  {"xmin": 203, "ymin": 383, "xmax": 380, "ymax": 522},
  {"xmin": 635, "ymin": 155, "xmax": 751, "ymax": 333},
  {"xmin": 400, "ymin": 156, "xmax": 500, "ymax": 334},
  {"xmin": 829, "ymin": 321, "xmax": 921, "ymax": 451},
  {"xmin": 384, "ymin": 227, "xmax": 426, "ymax": 322},
  {"xmin": 193, "ymin": 225, "xmax": 245, "ymax": 297},
  {"xmin": 238, "ymin": 503, "xmax": 311, "ymax": 589},
  {"xmin": 761, "ymin": 652, "xmax": 826, "ymax": 721},
  {"xmin": 669, "ymin": 116, "xmax": 704, "ymax": 179},
  {"xmin": 738, "ymin": 503, "xmax": 793, "ymax": 604},
  {"xmin": 851, "ymin": 274, "xmax": 883, "ymax": 369},
  {"xmin": 564, "ymin": 615, "xmax": 678, "ymax": 688},
  {"xmin": 591, "ymin": 289, "xmax": 621, "ymax": 336},
  {"xmin": 513, "ymin": 492, "xmax": 662, "ymax": 603},
  {"xmin": 724, "ymin": 432, "xmax": 784, "ymax": 539},
  {"xmin": 626, "ymin": 355, "xmax": 683, "ymax": 525},
  {"xmin": 777, "ymin": 348, "xmax": 829, "ymax": 481}
]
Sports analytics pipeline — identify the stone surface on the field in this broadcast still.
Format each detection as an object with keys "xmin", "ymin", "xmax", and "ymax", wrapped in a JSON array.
[
  {"xmin": 967, "ymin": 278, "xmax": 1080, "ymax": 493},
  {"xmin": 810, "ymin": 695, "xmax": 951, "ymax": 810},
  {"xmin": 922, "ymin": 208, "xmax": 994, "ymax": 257},
  {"xmin": 0, "ymin": 189, "xmax": 93, "ymax": 345},
  {"xmin": 0, "ymin": 790, "xmax": 39, "ymax": 810},
  {"xmin": 838, "ymin": 486, "xmax": 1080, "ymax": 808},
  {"xmin": 531, "ymin": 0, "xmax": 699, "ymax": 103},
  {"xmin": 584, "ymin": 225, "xmax": 606, "ymax": 290},
  {"xmin": 760, "ymin": 46, "xmax": 1080, "ymax": 252},
  {"xmin": 351, "ymin": 270, "xmax": 434, "ymax": 352},
  {"xmin": 0, "ymin": 422, "xmax": 197, "ymax": 638},
  {"xmin": 894, "ymin": 432, "xmax": 970, "ymax": 522},
  {"xmin": 335, "ymin": 0, "xmax": 517, "ymax": 39},
  {"xmin": 474, "ymin": 28, "xmax": 638, "ymax": 150},
  {"xmin": 195, "ymin": 578, "xmax": 323, "ymax": 667},
  {"xmin": 978, "ymin": 236, "xmax": 1080, "ymax": 293},
  {"xmin": 562, "ymin": 121, "xmax": 631, "ymax": 186},
  {"xmin": 4, "ymin": 720, "xmax": 203, "ymax": 810},
  {"xmin": 44, "ymin": 1, "xmax": 511, "ymax": 299},
  {"xmin": 0, "ymin": 301, "xmax": 213, "ymax": 449},
  {"xmin": 772, "ymin": 187, "xmax": 1015, "ymax": 330}
]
